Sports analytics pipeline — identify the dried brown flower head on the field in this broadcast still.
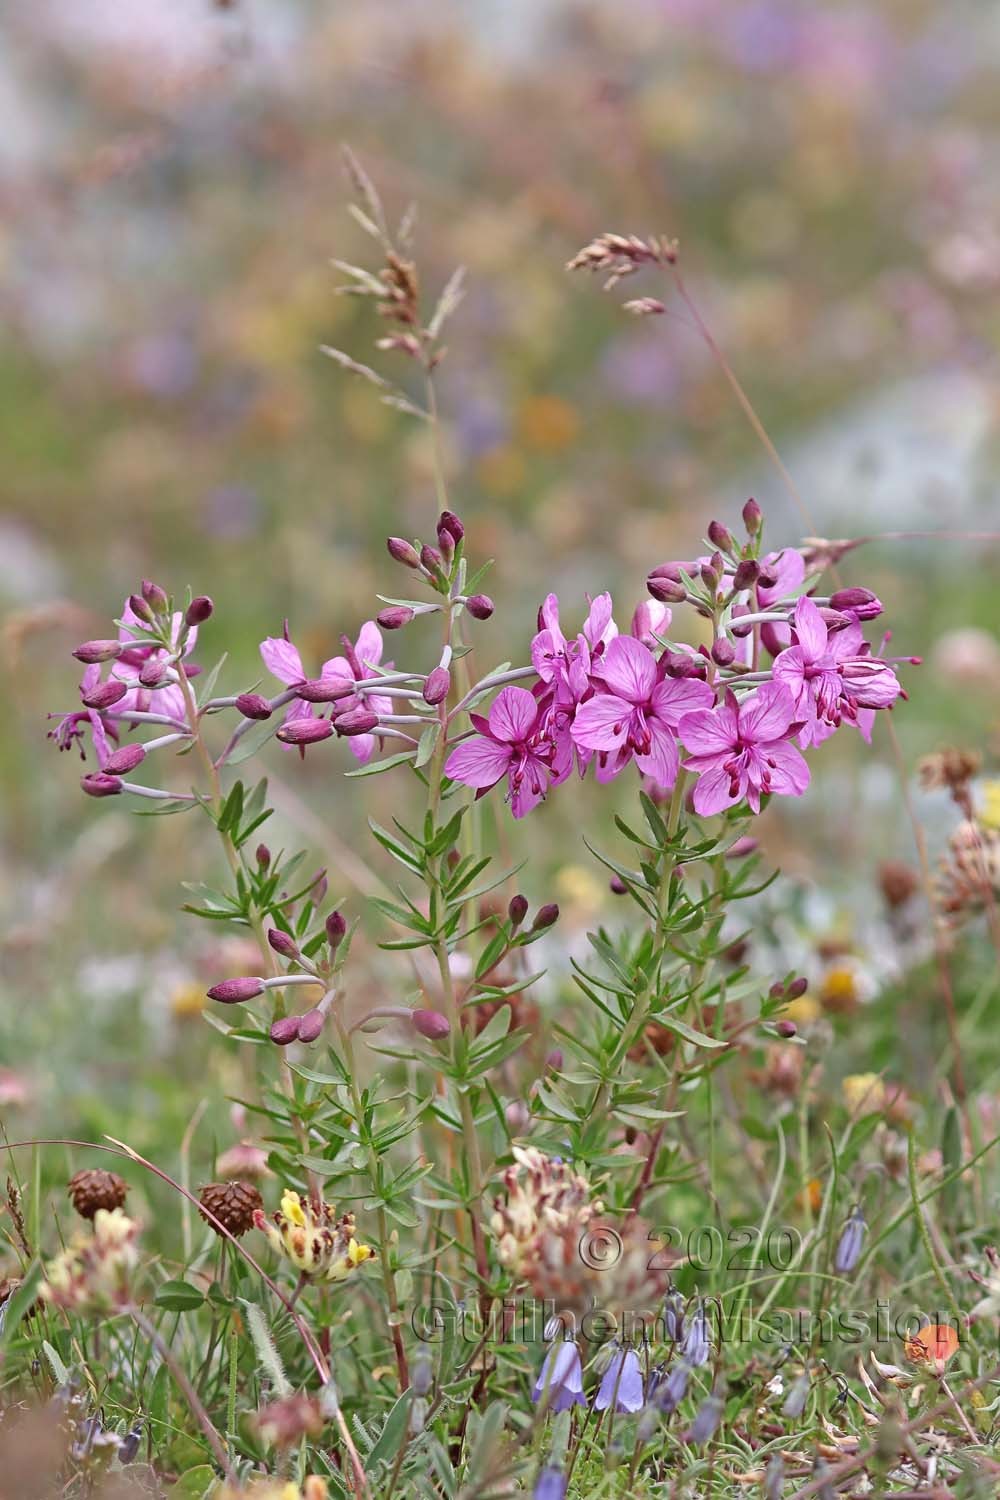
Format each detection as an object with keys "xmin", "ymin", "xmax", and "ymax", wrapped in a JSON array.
[
  {"xmin": 918, "ymin": 748, "xmax": 982, "ymax": 801},
  {"xmin": 878, "ymin": 860, "xmax": 919, "ymax": 910},
  {"xmin": 68, "ymin": 1168, "xmax": 128, "ymax": 1221},
  {"xmin": 198, "ymin": 1180, "xmax": 264, "ymax": 1239},
  {"xmin": 567, "ymin": 233, "xmax": 678, "ymax": 289}
]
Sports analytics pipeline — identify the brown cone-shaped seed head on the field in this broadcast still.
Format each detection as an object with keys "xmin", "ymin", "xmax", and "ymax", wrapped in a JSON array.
[
  {"xmin": 198, "ymin": 1180, "xmax": 264, "ymax": 1238},
  {"xmin": 68, "ymin": 1168, "xmax": 128, "ymax": 1221}
]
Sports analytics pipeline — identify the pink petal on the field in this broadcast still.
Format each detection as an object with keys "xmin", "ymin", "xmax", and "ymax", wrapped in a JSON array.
[
  {"xmin": 348, "ymin": 733, "xmax": 377, "ymax": 763},
  {"xmin": 509, "ymin": 762, "xmax": 548, "ymax": 818},
  {"xmin": 766, "ymin": 740, "xmax": 811, "ymax": 798},
  {"xmin": 488, "ymin": 685, "xmax": 538, "ymax": 744},
  {"xmin": 538, "ymin": 592, "xmax": 563, "ymax": 641},
  {"xmin": 678, "ymin": 701, "xmax": 738, "ymax": 757},
  {"xmin": 739, "ymin": 682, "xmax": 795, "ymax": 744},
  {"xmin": 570, "ymin": 693, "xmax": 631, "ymax": 752},
  {"xmin": 650, "ymin": 676, "xmax": 714, "ymax": 727},
  {"xmin": 793, "ymin": 596, "xmax": 828, "ymax": 660},
  {"xmin": 320, "ymin": 654, "xmax": 353, "ymax": 685},
  {"xmin": 692, "ymin": 766, "xmax": 741, "ymax": 816},
  {"xmin": 583, "ymin": 592, "xmax": 617, "ymax": 647},
  {"xmin": 635, "ymin": 727, "xmax": 678, "ymax": 789},
  {"xmin": 354, "ymin": 621, "xmax": 383, "ymax": 672},
  {"xmin": 757, "ymin": 548, "xmax": 806, "ymax": 607},
  {"xmin": 261, "ymin": 636, "xmax": 305, "ymax": 686},
  {"xmin": 595, "ymin": 635, "xmax": 656, "ymax": 703},
  {"xmin": 445, "ymin": 736, "xmax": 512, "ymax": 789},
  {"xmin": 531, "ymin": 629, "xmax": 562, "ymax": 684}
]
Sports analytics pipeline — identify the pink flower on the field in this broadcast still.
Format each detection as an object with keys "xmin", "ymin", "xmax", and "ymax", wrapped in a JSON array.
[
  {"xmin": 532, "ymin": 593, "xmax": 618, "ymax": 783},
  {"xmin": 772, "ymin": 596, "xmax": 901, "ymax": 747},
  {"xmin": 757, "ymin": 548, "xmax": 806, "ymax": 656},
  {"xmin": 680, "ymin": 682, "xmax": 810, "ymax": 815},
  {"xmin": 444, "ymin": 685, "xmax": 553, "ymax": 818},
  {"xmin": 261, "ymin": 621, "xmax": 390, "ymax": 763},
  {"xmin": 49, "ymin": 663, "xmax": 115, "ymax": 765},
  {"xmin": 571, "ymin": 635, "xmax": 713, "ymax": 789},
  {"xmin": 112, "ymin": 600, "xmax": 198, "ymax": 723}
]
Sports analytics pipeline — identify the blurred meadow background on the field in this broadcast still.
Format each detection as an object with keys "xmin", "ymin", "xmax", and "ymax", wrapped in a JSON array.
[{"xmin": 2, "ymin": 0, "xmax": 1000, "ymax": 1171}]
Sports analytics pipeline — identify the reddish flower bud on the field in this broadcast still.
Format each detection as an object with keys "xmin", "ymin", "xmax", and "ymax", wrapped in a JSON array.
[
  {"xmin": 103, "ymin": 743, "xmax": 146, "ymax": 776},
  {"xmin": 531, "ymin": 903, "xmax": 560, "ymax": 932},
  {"xmin": 436, "ymin": 521, "xmax": 455, "ymax": 562},
  {"xmin": 127, "ymin": 593, "xmax": 156, "ymax": 625},
  {"xmin": 438, "ymin": 510, "xmax": 465, "ymax": 544},
  {"xmin": 377, "ymin": 606, "xmax": 415, "ymax": 630},
  {"xmin": 423, "ymin": 667, "xmax": 451, "ymax": 705},
  {"xmin": 776, "ymin": 1020, "xmax": 797, "ymax": 1038},
  {"xmin": 508, "ymin": 894, "xmax": 529, "ymax": 927},
  {"xmin": 325, "ymin": 910, "xmax": 347, "ymax": 949},
  {"xmin": 420, "ymin": 543, "xmax": 444, "ymax": 574},
  {"xmin": 139, "ymin": 659, "xmax": 168, "ymax": 687},
  {"xmin": 296, "ymin": 678, "xmax": 353, "ymax": 703},
  {"xmin": 141, "ymin": 579, "xmax": 169, "ymax": 612},
  {"xmin": 465, "ymin": 594, "xmax": 494, "ymax": 621},
  {"xmin": 786, "ymin": 976, "xmax": 808, "ymax": 1000},
  {"xmin": 73, "ymin": 640, "xmax": 122, "ymax": 665},
  {"xmin": 412, "ymin": 1009, "xmax": 451, "ymax": 1040},
  {"xmin": 707, "ymin": 520, "xmax": 734, "ymax": 552},
  {"xmin": 267, "ymin": 928, "xmax": 299, "ymax": 960},
  {"xmin": 647, "ymin": 570, "xmax": 686, "ymax": 604},
  {"xmin": 185, "ymin": 596, "xmax": 214, "ymax": 626},
  {"xmin": 545, "ymin": 1049, "xmax": 563, "ymax": 1070},
  {"xmin": 269, "ymin": 1015, "xmax": 301, "ymax": 1046},
  {"xmin": 208, "ymin": 977, "xmax": 265, "ymax": 1004},
  {"xmin": 334, "ymin": 709, "xmax": 379, "ymax": 737},
  {"xmin": 235, "ymin": 693, "xmax": 272, "ymax": 720},
  {"xmin": 829, "ymin": 587, "xmax": 882, "ymax": 620},
  {"xmin": 711, "ymin": 638, "xmax": 735, "ymax": 667},
  {"xmin": 387, "ymin": 536, "xmax": 421, "ymax": 569},
  {"xmin": 296, "ymin": 1008, "xmax": 325, "ymax": 1043},
  {"xmin": 609, "ymin": 876, "xmax": 628, "ymax": 895},
  {"xmin": 81, "ymin": 772, "xmax": 123, "ymax": 797},
  {"xmin": 311, "ymin": 870, "xmax": 328, "ymax": 903},
  {"xmin": 81, "ymin": 679, "xmax": 128, "ymax": 711},
  {"xmin": 276, "ymin": 718, "xmax": 334, "ymax": 745},
  {"xmin": 732, "ymin": 559, "xmax": 760, "ymax": 591},
  {"xmin": 756, "ymin": 566, "xmax": 778, "ymax": 590},
  {"xmin": 742, "ymin": 497, "xmax": 762, "ymax": 535},
  {"xmin": 256, "ymin": 843, "xmax": 271, "ymax": 870}
]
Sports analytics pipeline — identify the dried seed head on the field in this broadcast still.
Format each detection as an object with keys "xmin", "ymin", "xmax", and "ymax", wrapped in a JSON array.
[
  {"xmin": 68, "ymin": 1169, "xmax": 128, "ymax": 1221},
  {"xmin": 198, "ymin": 1180, "xmax": 263, "ymax": 1238}
]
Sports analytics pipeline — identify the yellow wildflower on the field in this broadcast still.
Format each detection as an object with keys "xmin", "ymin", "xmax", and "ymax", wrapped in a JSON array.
[
  {"xmin": 842, "ymin": 1074, "xmax": 886, "ymax": 1116},
  {"xmin": 980, "ymin": 780, "xmax": 1000, "ymax": 831},
  {"xmin": 254, "ymin": 1190, "xmax": 375, "ymax": 1283}
]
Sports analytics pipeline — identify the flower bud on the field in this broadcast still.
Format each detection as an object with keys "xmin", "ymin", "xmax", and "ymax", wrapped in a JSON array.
[
  {"xmin": 508, "ymin": 894, "xmax": 529, "ymax": 928},
  {"xmin": 141, "ymin": 579, "xmax": 169, "ymax": 614},
  {"xmin": 756, "ymin": 566, "xmax": 778, "ymax": 590},
  {"xmin": 297, "ymin": 1008, "xmax": 325, "ymax": 1043},
  {"xmin": 609, "ymin": 876, "xmax": 628, "ymax": 895},
  {"xmin": 185, "ymin": 596, "xmax": 214, "ymax": 626},
  {"xmin": 531, "ymin": 903, "xmax": 560, "ymax": 932},
  {"xmin": 334, "ymin": 708, "xmax": 379, "ymax": 737},
  {"xmin": 830, "ymin": 587, "xmax": 882, "ymax": 620},
  {"xmin": 267, "ymin": 928, "xmax": 299, "ymax": 960},
  {"xmin": 256, "ymin": 843, "xmax": 271, "ymax": 870},
  {"xmin": 775, "ymin": 1020, "xmax": 797, "ymax": 1038},
  {"xmin": 545, "ymin": 1049, "xmax": 563, "ymax": 1070},
  {"xmin": 139, "ymin": 659, "xmax": 168, "ymax": 687},
  {"xmin": 411, "ymin": 1345, "xmax": 435, "ymax": 1396},
  {"xmin": 325, "ymin": 910, "xmax": 347, "ymax": 949},
  {"xmin": 276, "ymin": 718, "xmax": 335, "ymax": 745},
  {"xmin": 647, "ymin": 570, "xmax": 687, "ymax": 604},
  {"xmin": 311, "ymin": 870, "xmax": 328, "ymax": 903},
  {"xmin": 208, "ymin": 977, "xmax": 265, "ymax": 1004},
  {"xmin": 436, "ymin": 520, "xmax": 455, "ymax": 562},
  {"xmin": 732, "ymin": 559, "xmax": 760, "ymax": 592},
  {"xmin": 834, "ymin": 1207, "xmax": 866, "ymax": 1275},
  {"xmin": 707, "ymin": 520, "xmax": 734, "ymax": 552},
  {"xmin": 81, "ymin": 679, "xmax": 128, "ymax": 711},
  {"xmin": 465, "ymin": 594, "xmax": 494, "ymax": 620},
  {"xmin": 377, "ymin": 606, "xmax": 415, "ymax": 631},
  {"xmin": 296, "ymin": 678, "xmax": 353, "ymax": 703},
  {"xmin": 387, "ymin": 536, "xmax": 421, "ymax": 569},
  {"xmin": 269, "ymin": 1015, "xmax": 301, "ymax": 1046},
  {"xmin": 73, "ymin": 640, "xmax": 122, "ymax": 664},
  {"xmin": 438, "ymin": 510, "xmax": 465, "ymax": 545},
  {"xmin": 235, "ymin": 693, "xmax": 272, "ymax": 720},
  {"xmin": 103, "ymin": 743, "xmax": 146, "ymax": 776},
  {"xmin": 505, "ymin": 1099, "xmax": 530, "ymax": 1132},
  {"xmin": 786, "ymin": 976, "xmax": 808, "ymax": 1000},
  {"xmin": 742, "ymin": 497, "xmax": 762, "ymax": 535},
  {"xmin": 81, "ymin": 772, "xmax": 123, "ymax": 797},
  {"xmin": 423, "ymin": 667, "xmax": 451, "ymax": 705},
  {"xmin": 684, "ymin": 1393, "xmax": 724, "ymax": 1444},
  {"xmin": 420, "ymin": 543, "xmax": 444, "ymax": 574},
  {"xmin": 413, "ymin": 1009, "xmax": 451, "ymax": 1040},
  {"xmin": 711, "ymin": 638, "xmax": 735, "ymax": 667},
  {"xmin": 127, "ymin": 593, "xmax": 156, "ymax": 625}
]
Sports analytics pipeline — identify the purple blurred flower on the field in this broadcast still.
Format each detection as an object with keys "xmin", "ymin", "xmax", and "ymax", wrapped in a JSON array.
[
  {"xmin": 594, "ymin": 1348, "xmax": 645, "ymax": 1413},
  {"xmin": 532, "ymin": 1341, "xmax": 586, "ymax": 1413}
]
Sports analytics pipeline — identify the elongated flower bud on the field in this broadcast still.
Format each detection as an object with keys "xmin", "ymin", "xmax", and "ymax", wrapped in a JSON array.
[
  {"xmin": 142, "ymin": 579, "xmax": 169, "ymax": 614},
  {"xmin": 420, "ymin": 543, "xmax": 444, "ymax": 574},
  {"xmin": 269, "ymin": 1015, "xmax": 300, "ymax": 1046},
  {"xmin": 732, "ymin": 559, "xmax": 759, "ymax": 591},
  {"xmin": 465, "ymin": 594, "xmax": 494, "ymax": 620},
  {"xmin": 436, "ymin": 520, "xmax": 455, "ymax": 562},
  {"xmin": 830, "ymin": 587, "xmax": 882, "ymax": 620},
  {"xmin": 73, "ymin": 640, "xmax": 122, "ymax": 664},
  {"xmin": 531, "ymin": 903, "xmax": 560, "ymax": 932},
  {"xmin": 387, "ymin": 536, "xmax": 421, "ymax": 569},
  {"xmin": 834, "ymin": 1207, "xmax": 866, "ymax": 1275},
  {"xmin": 707, "ymin": 520, "xmax": 734, "ymax": 552},
  {"xmin": 81, "ymin": 679, "xmax": 128, "ymax": 711},
  {"xmin": 647, "ymin": 570, "xmax": 686, "ymax": 604},
  {"xmin": 297, "ymin": 679, "xmax": 353, "ymax": 703},
  {"xmin": 276, "ymin": 718, "xmax": 334, "ymax": 746},
  {"xmin": 81, "ymin": 772, "xmax": 123, "ymax": 797},
  {"xmin": 267, "ymin": 928, "xmax": 299, "ymax": 960},
  {"xmin": 325, "ymin": 910, "xmax": 347, "ymax": 949},
  {"xmin": 139, "ymin": 659, "xmax": 168, "ymax": 687},
  {"xmin": 297, "ymin": 1008, "xmax": 325, "ymax": 1043},
  {"xmin": 185, "ymin": 596, "xmax": 214, "ymax": 626},
  {"xmin": 711, "ymin": 638, "xmax": 735, "ymax": 667},
  {"xmin": 508, "ymin": 894, "xmax": 529, "ymax": 927},
  {"xmin": 377, "ymin": 606, "xmax": 415, "ymax": 630},
  {"xmin": 413, "ymin": 1009, "xmax": 451, "ymax": 1040},
  {"xmin": 235, "ymin": 692, "xmax": 272, "ymax": 720},
  {"xmin": 438, "ymin": 510, "xmax": 465, "ymax": 544},
  {"xmin": 334, "ymin": 709, "xmax": 379, "ymax": 737},
  {"xmin": 256, "ymin": 843, "xmax": 271, "ymax": 870},
  {"xmin": 128, "ymin": 593, "xmax": 155, "ymax": 624},
  {"xmin": 208, "ymin": 977, "xmax": 265, "ymax": 1004},
  {"xmin": 684, "ymin": 1393, "xmax": 723, "ymax": 1444},
  {"xmin": 103, "ymin": 743, "xmax": 146, "ymax": 776},
  {"xmin": 743, "ymin": 497, "xmax": 762, "ymax": 535},
  {"xmin": 423, "ymin": 667, "xmax": 450, "ymax": 705}
]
